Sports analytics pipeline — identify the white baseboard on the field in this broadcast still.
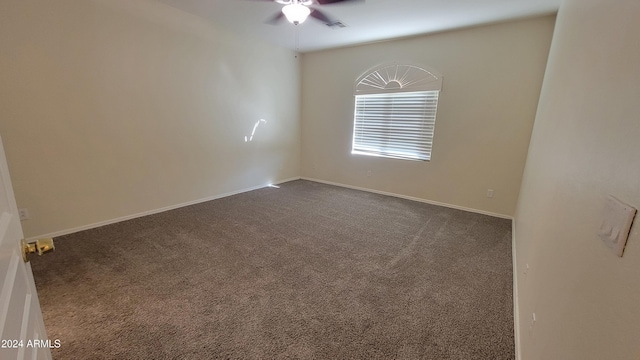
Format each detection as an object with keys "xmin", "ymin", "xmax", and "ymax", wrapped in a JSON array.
[
  {"xmin": 31, "ymin": 174, "xmax": 512, "ymax": 236},
  {"xmin": 512, "ymin": 218, "xmax": 522, "ymax": 360},
  {"xmin": 301, "ymin": 177, "xmax": 513, "ymax": 220},
  {"xmin": 27, "ymin": 177, "xmax": 301, "ymax": 241}
]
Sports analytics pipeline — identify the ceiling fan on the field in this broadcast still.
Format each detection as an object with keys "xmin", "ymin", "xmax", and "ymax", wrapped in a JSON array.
[{"xmin": 252, "ymin": 0, "xmax": 362, "ymax": 26}]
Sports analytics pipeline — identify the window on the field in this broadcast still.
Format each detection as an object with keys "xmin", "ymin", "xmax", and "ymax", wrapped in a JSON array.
[{"xmin": 352, "ymin": 64, "xmax": 442, "ymax": 161}]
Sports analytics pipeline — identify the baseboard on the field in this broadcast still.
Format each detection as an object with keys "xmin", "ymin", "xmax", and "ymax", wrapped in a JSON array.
[
  {"xmin": 272, "ymin": 177, "xmax": 301, "ymax": 186},
  {"xmin": 512, "ymin": 218, "xmax": 522, "ymax": 360},
  {"xmin": 27, "ymin": 177, "xmax": 301, "ymax": 241},
  {"xmin": 30, "ymin": 174, "xmax": 511, "ymax": 236},
  {"xmin": 301, "ymin": 177, "xmax": 513, "ymax": 220}
]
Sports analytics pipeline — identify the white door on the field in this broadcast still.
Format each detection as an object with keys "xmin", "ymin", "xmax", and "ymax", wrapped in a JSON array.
[{"xmin": 0, "ymin": 135, "xmax": 52, "ymax": 360}]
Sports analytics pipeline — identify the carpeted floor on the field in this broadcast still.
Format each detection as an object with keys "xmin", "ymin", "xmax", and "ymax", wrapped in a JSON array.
[{"xmin": 31, "ymin": 180, "xmax": 515, "ymax": 359}]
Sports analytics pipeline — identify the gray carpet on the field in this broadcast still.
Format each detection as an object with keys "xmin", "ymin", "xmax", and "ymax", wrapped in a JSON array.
[{"xmin": 31, "ymin": 180, "xmax": 515, "ymax": 359}]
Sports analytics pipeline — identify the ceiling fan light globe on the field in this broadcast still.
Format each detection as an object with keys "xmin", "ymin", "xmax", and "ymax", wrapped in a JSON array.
[{"xmin": 282, "ymin": 4, "xmax": 311, "ymax": 24}]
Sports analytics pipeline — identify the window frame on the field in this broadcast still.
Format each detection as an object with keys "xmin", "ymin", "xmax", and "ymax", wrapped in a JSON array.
[{"xmin": 352, "ymin": 63, "xmax": 443, "ymax": 162}]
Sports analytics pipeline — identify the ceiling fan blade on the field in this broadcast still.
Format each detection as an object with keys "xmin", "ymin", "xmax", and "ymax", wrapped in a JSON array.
[
  {"xmin": 265, "ymin": 12, "xmax": 285, "ymax": 25},
  {"xmin": 309, "ymin": 9, "xmax": 335, "ymax": 25},
  {"xmin": 315, "ymin": 0, "xmax": 363, "ymax": 5}
]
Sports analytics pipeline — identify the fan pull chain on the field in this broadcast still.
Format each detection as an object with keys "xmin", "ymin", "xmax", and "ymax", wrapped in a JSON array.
[{"xmin": 294, "ymin": 25, "xmax": 299, "ymax": 58}]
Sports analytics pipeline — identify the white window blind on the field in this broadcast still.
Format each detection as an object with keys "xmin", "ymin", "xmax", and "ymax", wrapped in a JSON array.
[{"xmin": 352, "ymin": 90, "xmax": 439, "ymax": 161}]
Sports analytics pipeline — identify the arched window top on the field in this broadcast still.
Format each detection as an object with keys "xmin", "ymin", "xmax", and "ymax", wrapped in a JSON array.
[{"xmin": 354, "ymin": 63, "xmax": 442, "ymax": 95}]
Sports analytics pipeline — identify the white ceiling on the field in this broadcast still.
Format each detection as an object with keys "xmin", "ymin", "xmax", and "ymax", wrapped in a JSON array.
[{"xmin": 153, "ymin": 0, "xmax": 560, "ymax": 52}]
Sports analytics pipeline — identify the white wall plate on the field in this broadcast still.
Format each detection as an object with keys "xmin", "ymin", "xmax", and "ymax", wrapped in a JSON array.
[{"xmin": 599, "ymin": 195, "xmax": 637, "ymax": 257}]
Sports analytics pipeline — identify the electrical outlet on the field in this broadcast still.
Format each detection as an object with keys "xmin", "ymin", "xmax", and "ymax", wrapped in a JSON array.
[
  {"xmin": 523, "ymin": 263, "xmax": 530, "ymax": 277},
  {"xmin": 486, "ymin": 189, "xmax": 494, "ymax": 198},
  {"xmin": 18, "ymin": 208, "xmax": 30, "ymax": 221},
  {"xmin": 366, "ymin": 170, "xmax": 372, "ymax": 177}
]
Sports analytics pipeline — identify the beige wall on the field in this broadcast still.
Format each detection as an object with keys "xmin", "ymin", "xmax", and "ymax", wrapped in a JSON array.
[
  {"xmin": 514, "ymin": 0, "xmax": 640, "ymax": 359},
  {"xmin": 300, "ymin": 16, "xmax": 555, "ymax": 217},
  {"xmin": 0, "ymin": 0, "xmax": 300, "ymax": 238}
]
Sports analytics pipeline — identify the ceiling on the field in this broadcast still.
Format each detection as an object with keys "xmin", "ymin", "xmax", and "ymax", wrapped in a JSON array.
[{"xmin": 152, "ymin": 0, "xmax": 560, "ymax": 52}]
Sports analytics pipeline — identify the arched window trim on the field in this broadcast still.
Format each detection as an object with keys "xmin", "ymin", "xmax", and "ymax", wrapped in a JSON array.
[
  {"xmin": 354, "ymin": 62, "xmax": 443, "ymax": 95},
  {"xmin": 351, "ymin": 62, "xmax": 443, "ymax": 161}
]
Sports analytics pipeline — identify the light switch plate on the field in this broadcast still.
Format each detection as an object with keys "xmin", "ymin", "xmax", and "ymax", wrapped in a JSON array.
[{"xmin": 599, "ymin": 195, "xmax": 637, "ymax": 257}]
